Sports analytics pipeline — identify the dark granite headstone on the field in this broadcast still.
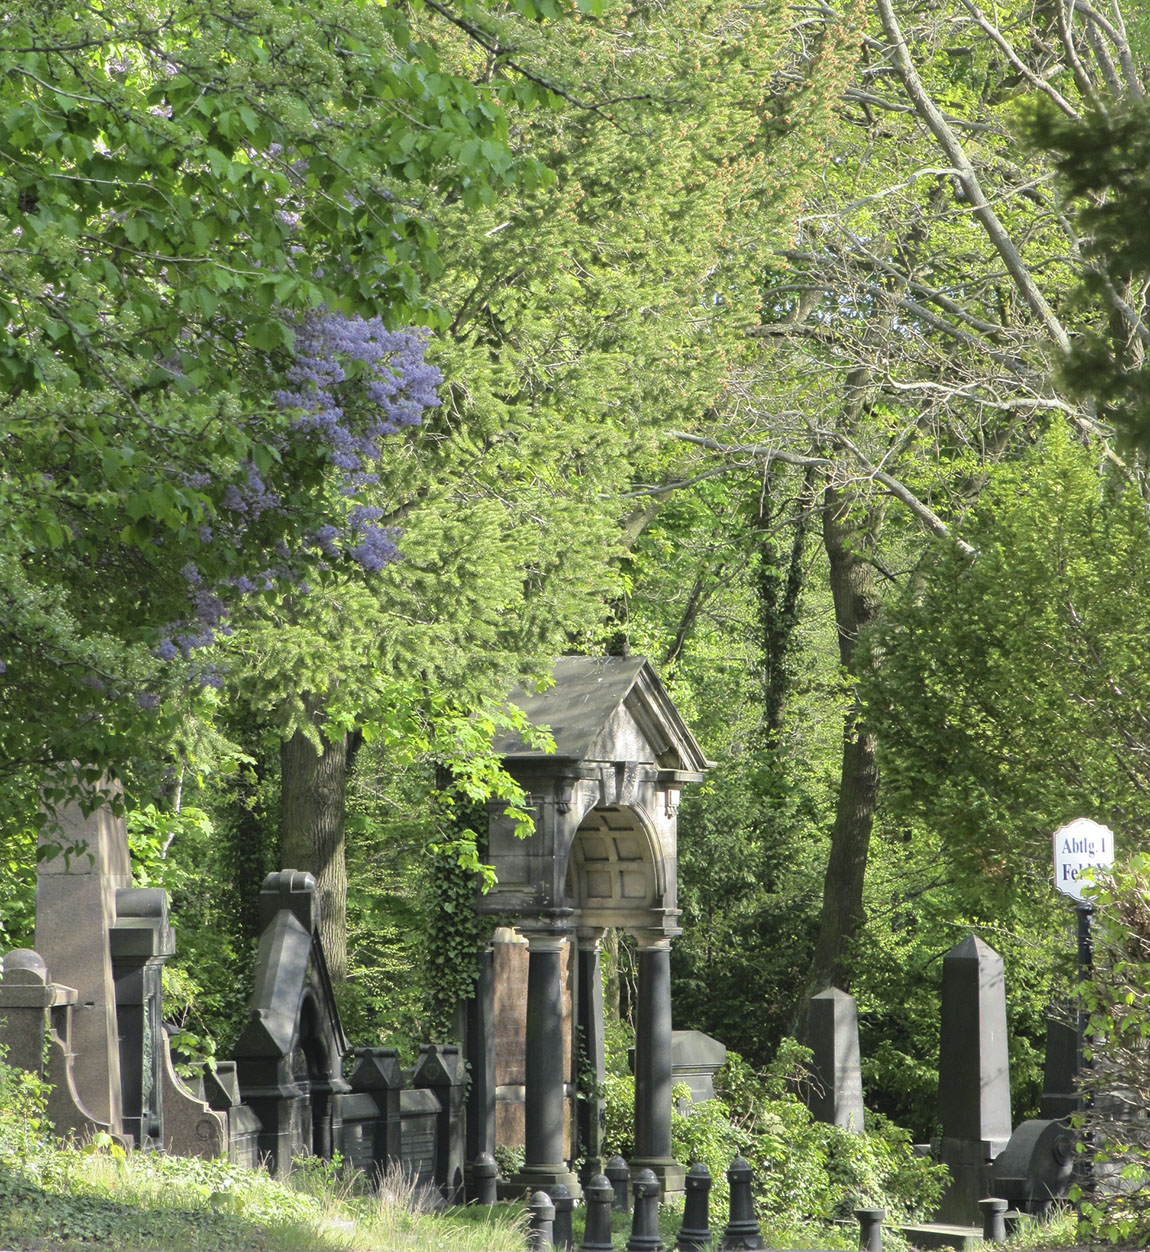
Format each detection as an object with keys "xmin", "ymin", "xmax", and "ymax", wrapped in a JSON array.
[
  {"xmin": 202, "ymin": 1061, "xmax": 262, "ymax": 1168},
  {"xmin": 346, "ymin": 1047, "xmax": 402, "ymax": 1182},
  {"xmin": 413, "ymin": 1043, "xmax": 467, "ymax": 1203},
  {"xmin": 670, "ymin": 1030, "xmax": 727, "ymax": 1108},
  {"xmin": 990, "ymin": 1119, "xmax": 1075, "ymax": 1216},
  {"xmin": 232, "ymin": 870, "xmax": 351, "ymax": 1176},
  {"xmin": 399, "ymin": 1088, "xmax": 441, "ymax": 1188},
  {"xmin": 805, "ymin": 988, "xmax": 864, "ymax": 1133},
  {"xmin": 110, "ymin": 887, "xmax": 174, "ymax": 1147},
  {"xmin": 937, "ymin": 934, "xmax": 1012, "ymax": 1224},
  {"xmin": 1040, "ymin": 1014, "xmax": 1079, "ymax": 1120}
]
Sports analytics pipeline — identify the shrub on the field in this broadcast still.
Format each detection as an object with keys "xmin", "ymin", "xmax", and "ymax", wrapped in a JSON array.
[
  {"xmin": 602, "ymin": 1038, "xmax": 947, "ymax": 1227},
  {"xmin": 1073, "ymin": 856, "xmax": 1150, "ymax": 1245}
]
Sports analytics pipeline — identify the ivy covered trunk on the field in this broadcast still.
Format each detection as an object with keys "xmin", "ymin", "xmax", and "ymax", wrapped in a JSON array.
[
  {"xmin": 794, "ymin": 484, "xmax": 883, "ymax": 1029},
  {"xmin": 755, "ymin": 466, "xmax": 815, "ymax": 747},
  {"xmin": 280, "ymin": 718, "xmax": 351, "ymax": 982}
]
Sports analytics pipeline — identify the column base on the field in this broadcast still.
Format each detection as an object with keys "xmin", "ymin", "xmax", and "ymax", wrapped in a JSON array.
[
  {"xmin": 505, "ymin": 1164, "xmax": 582, "ymax": 1199},
  {"xmin": 630, "ymin": 1157, "xmax": 686, "ymax": 1198}
]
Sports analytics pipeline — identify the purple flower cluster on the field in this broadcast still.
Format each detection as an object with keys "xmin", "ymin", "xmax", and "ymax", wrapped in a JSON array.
[
  {"xmin": 273, "ymin": 311, "xmax": 441, "ymax": 572},
  {"xmin": 221, "ymin": 461, "xmax": 281, "ymax": 519},
  {"xmin": 152, "ymin": 313, "xmax": 441, "ymax": 683},
  {"xmin": 274, "ymin": 313, "xmax": 440, "ymax": 473}
]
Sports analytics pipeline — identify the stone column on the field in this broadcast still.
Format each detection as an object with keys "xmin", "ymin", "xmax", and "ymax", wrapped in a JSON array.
[
  {"xmin": 512, "ymin": 922, "xmax": 579, "ymax": 1194},
  {"xmin": 576, "ymin": 926, "xmax": 607, "ymax": 1183},
  {"xmin": 465, "ymin": 944, "xmax": 497, "ymax": 1176},
  {"xmin": 631, "ymin": 933, "xmax": 684, "ymax": 1195}
]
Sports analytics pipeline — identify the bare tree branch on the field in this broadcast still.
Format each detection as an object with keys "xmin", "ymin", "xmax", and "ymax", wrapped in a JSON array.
[
  {"xmin": 959, "ymin": 0, "xmax": 1082, "ymax": 120},
  {"xmin": 669, "ymin": 431, "xmax": 977, "ymax": 554},
  {"xmin": 874, "ymin": 0, "xmax": 1073, "ymax": 353}
]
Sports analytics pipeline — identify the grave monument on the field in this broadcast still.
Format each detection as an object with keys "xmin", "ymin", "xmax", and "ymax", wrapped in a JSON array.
[
  {"xmin": 478, "ymin": 655, "xmax": 710, "ymax": 1197},
  {"xmin": 937, "ymin": 934, "xmax": 1012, "ymax": 1224},
  {"xmin": 0, "ymin": 779, "xmax": 228, "ymax": 1154},
  {"xmin": 805, "ymin": 987, "xmax": 865, "ymax": 1133}
]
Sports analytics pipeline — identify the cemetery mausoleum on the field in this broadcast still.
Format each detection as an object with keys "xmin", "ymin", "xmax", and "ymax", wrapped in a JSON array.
[{"xmin": 470, "ymin": 655, "xmax": 710, "ymax": 1197}]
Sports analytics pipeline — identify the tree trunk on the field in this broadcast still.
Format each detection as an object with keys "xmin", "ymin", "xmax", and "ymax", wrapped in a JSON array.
[
  {"xmin": 757, "ymin": 466, "xmax": 815, "ymax": 745},
  {"xmin": 279, "ymin": 715, "xmax": 352, "ymax": 981},
  {"xmin": 793, "ymin": 483, "xmax": 883, "ymax": 1033}
]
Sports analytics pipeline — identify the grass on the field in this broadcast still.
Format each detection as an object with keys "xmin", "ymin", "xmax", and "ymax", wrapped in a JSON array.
[
  {"xmin": 0, "ymin": 1137, "xmax": 528, "ymax": 1252},
  {"xmin": 0, "ymin": 1141, "xmax": 1091, "ymax": 1252},
  {"xmin": 0, "ymin": 1081, "xmax": 1088, "ymax": 1252}
]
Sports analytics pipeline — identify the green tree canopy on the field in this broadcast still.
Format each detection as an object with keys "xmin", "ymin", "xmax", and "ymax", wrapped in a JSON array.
[
  {"xmin": 862, "ymin": 428, "xmax": 1150, "ymax": 903},
  {"xmin": 0, "ymin": 0, "xmax": 584, "ymax": 815}
]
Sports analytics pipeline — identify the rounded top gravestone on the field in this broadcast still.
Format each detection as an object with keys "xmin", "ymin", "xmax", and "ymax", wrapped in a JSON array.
[{"xmin": 1052, "ymin": 818, "xmax": 1115, "ymax": 902}]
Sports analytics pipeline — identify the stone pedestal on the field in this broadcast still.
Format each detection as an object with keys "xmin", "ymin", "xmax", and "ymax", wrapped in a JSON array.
[
  {"xmin": 631, "ymin": 935, "xmax": 683, "ymax": 1195},
  {"xmin": 512, "ymin": 923, "xmax": 579, "ymax": 1194}
]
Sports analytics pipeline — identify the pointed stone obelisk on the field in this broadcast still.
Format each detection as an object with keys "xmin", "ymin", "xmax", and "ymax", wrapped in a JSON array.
[
  {"xmin": 937, "ymin": 934, "xmax": 1013, "ymax": 1224},
  {"xmin": 806, "ymin": 987, "xmax": 865, "ymax": 1133}
]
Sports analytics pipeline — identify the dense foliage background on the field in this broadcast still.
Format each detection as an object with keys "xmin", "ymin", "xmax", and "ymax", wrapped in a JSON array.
[{"xmin": 2, "ymin": 0, "xmax": 1149, "ymax": 1192}]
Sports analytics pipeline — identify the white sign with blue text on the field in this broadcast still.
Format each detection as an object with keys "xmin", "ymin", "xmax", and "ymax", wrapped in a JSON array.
[{"xmin": 1053, "ymin": 817, "xmax": 1115, "ymax": 902}]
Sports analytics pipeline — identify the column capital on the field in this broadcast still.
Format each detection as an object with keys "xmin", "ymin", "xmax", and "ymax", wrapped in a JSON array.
[
  {"xmin": 518, "ymin": 913, "xmax": 573, "ymax": 951},
  {"xmin": 576, "ymin": 926, "xmax": 607, "ymax": 950},
  {"xmin": 630, "ymin": 927, "xmax": 680, "ymax": 951}
]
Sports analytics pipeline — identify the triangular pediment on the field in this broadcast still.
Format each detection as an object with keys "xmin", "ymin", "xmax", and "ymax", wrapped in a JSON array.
[{"xmin": 494, "ymin": 656, "xmax": 709, "ymax": 774}]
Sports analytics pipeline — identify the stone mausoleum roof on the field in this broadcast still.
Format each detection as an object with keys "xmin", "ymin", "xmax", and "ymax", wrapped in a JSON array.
[{"xmin": 492, "ymin": 655, "xmax": 710, "ymax": 778}]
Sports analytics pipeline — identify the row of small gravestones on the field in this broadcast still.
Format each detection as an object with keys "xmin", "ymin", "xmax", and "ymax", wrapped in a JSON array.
[{"xmin": 519, "ymin": 1156, "xmax": 1017, "ymax": 1252}]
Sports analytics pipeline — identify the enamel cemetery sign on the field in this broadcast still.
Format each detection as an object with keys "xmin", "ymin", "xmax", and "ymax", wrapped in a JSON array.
[{"xmin": 1052, "ymin": 818, "xmax": 1115, "ymax": 902}]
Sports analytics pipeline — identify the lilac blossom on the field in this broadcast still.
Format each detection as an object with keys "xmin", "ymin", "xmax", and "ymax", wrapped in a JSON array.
[
  {"xmin": 272, "ymin": 311, "xmax": 441, "ymax": 574},
  {"xmin": 154, "ymin": 311, "xmax": 440, "ymax": 670},
  {"xmin": 273, "ymin": 313, "xmax": 441, "ymax": 478}
]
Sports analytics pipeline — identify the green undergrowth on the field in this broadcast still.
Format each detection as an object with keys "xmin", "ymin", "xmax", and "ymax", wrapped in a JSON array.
[
  {"xmin": 0, "ymin": 1056, "xmax": 526, "ymax": 1252},
  {"xmin": 1002, "ymin": 1207, "xmax": 1080, "ymax": 1250},
  {"xmin": 0, "ymin": 1055, "xmax": 1085, "ymax": 1252},
  {"xmin": 0, "ymin": 1143, "xmax": 529, "ymax": 1252}
]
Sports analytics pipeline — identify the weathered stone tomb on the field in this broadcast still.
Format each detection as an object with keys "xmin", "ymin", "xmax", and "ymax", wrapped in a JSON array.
[{"xmin": 470, "ymin": 655, "xmax": 710, "ymax": 1197}]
